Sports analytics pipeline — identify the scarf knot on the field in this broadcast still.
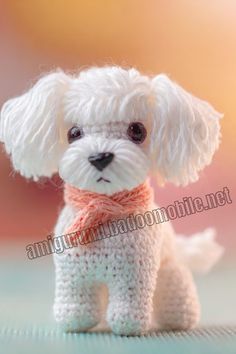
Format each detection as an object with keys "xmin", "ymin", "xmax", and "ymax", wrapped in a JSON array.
[{"xmin": 64, "ymin": 180, "xmax": 153, "ymax": 244}]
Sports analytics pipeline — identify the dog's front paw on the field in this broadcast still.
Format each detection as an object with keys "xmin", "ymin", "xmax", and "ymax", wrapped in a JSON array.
[
  {"xmin": 54, "ymin": 303, "xmax": 100, "ymax": 332},
  {"xmin": 107, "ymin": 309, "xmax": 150, "ymax": 336}
]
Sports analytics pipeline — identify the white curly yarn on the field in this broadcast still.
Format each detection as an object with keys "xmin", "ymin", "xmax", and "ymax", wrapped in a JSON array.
[
  {"xmin": 0, "ymin": 66, "xmax": 222, "ymax": 187},
  {"xmin": 176, "ymin": 228, "xmax": 224, "ymax": 273},
  {"xmin": 151, "ymin": 74, "xmax": 223, "ymax": 185}
]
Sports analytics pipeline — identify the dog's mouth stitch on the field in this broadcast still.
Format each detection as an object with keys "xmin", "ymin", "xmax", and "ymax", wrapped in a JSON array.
[{"xmin": 96, "ymin": 177, "xmax": 111, "ymax": 183}]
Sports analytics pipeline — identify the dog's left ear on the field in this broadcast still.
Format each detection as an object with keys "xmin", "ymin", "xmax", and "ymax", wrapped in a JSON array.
[
  {"xmin": 0, "ymin": 71, "xmax": 72, "ymax": 180},
  {"xmin": 150, "ymin": 74, "xmax": 222, "ymax": 186}
]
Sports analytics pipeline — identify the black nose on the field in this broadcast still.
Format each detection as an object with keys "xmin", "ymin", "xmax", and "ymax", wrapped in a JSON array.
[{"xmin": 88, "ymin": 152, "xmax": 114, "ymax": 171}]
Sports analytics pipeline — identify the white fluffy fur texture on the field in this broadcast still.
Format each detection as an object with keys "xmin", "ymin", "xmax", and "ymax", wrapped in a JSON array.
[
  {"xmin": 151, "ymin": 75, "xmax": 222, "ymax": 185},
  {"xmin": 0, "ymin": 72, "xmax": 71, "ymax": 179},
  {"xmin": 0, "ymin": 66, "xmax": 223, "ymax": 335},
  {"xmin": 176, "ymin": 228, "xmax": 224, "ymax": 273},
  {"xmin": 0, "ymin": 66, "xmax": 222, "ymax": 190}
]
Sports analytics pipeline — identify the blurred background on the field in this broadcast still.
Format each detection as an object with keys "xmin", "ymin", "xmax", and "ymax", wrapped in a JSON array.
[{"xmin": 0, "ymin": 0, "xmax": 236, "ymax": 341}]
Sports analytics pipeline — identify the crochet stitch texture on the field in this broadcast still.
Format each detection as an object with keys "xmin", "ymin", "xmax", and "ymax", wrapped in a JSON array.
[{"xmin": 53, "ymin": 181, "xmax": 200, "ymax": 335}]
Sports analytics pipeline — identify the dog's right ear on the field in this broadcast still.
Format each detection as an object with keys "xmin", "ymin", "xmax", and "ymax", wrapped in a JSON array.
[
  {"xmin": 150, "ymin": 74, "xmax": 222, "ymax": 186},
  {"xmin": 0, "ymin": 71, "xmax": 72, "ymax": 180}
]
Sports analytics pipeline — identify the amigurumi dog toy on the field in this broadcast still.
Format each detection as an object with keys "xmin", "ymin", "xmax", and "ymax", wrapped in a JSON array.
[{"xmin": 0, "ymin": 66, "xmax": 223, "ymax": 335}]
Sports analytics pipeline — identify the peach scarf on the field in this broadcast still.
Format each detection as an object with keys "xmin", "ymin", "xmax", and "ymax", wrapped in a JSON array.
[{"xmin": 64, "ymin": 181, "xmax": 153, "ymax": 244}]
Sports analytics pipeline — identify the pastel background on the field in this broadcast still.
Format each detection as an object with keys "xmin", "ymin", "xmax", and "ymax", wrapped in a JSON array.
[
  {"xmin": 0, "ymin": 0, "xmax": 235, "ymax": 252},
  {"xmin": 0, "ymin": 1, "xmax": 236, "ymax": 348}
]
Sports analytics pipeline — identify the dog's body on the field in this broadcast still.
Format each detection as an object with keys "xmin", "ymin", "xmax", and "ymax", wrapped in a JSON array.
[
  {"xmin": 0, "ymin": 66, "xmax": 223, "ymax": 335},
  {"xmin": 54, "ymin": 201, "xmax": 200, "ymax": 335}
]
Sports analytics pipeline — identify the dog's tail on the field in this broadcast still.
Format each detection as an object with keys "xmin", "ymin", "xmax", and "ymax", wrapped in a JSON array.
[{"xmin": 176, "ymin": 228, "xmax": 224, "ymax": 274}]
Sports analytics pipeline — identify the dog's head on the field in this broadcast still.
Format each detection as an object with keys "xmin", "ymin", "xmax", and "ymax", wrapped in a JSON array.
[{"xmin": 0, "ymin": 67, "xmax": 222, "ymax": 194}]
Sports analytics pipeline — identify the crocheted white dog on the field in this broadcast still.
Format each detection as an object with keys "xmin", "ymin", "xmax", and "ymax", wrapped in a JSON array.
[{"xmin": 0, "ymin": 67, "xmax": 223, "ymax": 335}]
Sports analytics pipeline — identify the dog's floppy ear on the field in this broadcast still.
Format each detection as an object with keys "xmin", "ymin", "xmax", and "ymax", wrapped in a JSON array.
[
  {"xmin": 0, "ymin": 71, "xmax": 71, "ymax": 180},
  {"xmin": 150, "ymin": 74, "xmax": 222, "ymax": 186}
]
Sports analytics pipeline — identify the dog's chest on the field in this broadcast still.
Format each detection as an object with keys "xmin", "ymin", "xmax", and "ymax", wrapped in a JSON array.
[{"xmin": 54, "ymin": 205, "xmax": 163, "ymax": 282}]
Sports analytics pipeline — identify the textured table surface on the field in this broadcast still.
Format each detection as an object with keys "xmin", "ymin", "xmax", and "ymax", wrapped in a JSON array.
[{"xmin": 0, "ymin": 245, "xmax": 236, "ymax": 353}]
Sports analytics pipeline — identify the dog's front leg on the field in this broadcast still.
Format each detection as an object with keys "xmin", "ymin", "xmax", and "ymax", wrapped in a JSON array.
[
  {"xmin": 53, "ymin": 260, "xmax": 101, "ymax": 332},
  {"xmin": 106, "ymin": 267, "xmax": 157, "ymax": 335}
]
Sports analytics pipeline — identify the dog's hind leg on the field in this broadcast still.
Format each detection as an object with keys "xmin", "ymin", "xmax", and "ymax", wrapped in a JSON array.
[{"xmin": 155, "ymin": 259, "xmax": 200, "ymax": 330}]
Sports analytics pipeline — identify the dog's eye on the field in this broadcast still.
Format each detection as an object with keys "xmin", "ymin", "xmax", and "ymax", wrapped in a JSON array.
[
  {"xmin": 127, "ymin": 122, "xmax": 147, "ymax": 144},
  {"xmin": 67, "ymin": 126, "xmax": 84, "ymax": 144}
]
